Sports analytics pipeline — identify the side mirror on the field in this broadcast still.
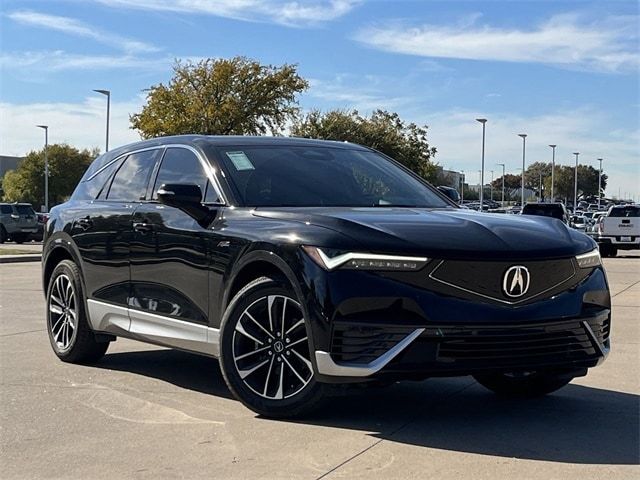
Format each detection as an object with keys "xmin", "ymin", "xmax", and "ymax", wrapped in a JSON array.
[
  {"xmin": 157, "ymin": 183, "xmax": 202, "ymax": 208},
  {"xmin": 157, "ymin": 183, "xmax": 214, "ymax": 225}
]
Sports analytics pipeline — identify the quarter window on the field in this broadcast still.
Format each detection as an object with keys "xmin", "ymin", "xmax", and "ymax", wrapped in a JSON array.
[
  {"xmin": 0, "ymin": 205, "xmax": 12, "ymax": 214},
  {"xmin": 107, "ymin": 149, "xmax": 162, "ymax": 201}
]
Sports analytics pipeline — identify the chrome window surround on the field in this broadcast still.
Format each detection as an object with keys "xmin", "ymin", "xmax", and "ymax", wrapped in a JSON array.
[{"xmin": 86, "ymin": 144, "xmax": 228, "ymax": 205}]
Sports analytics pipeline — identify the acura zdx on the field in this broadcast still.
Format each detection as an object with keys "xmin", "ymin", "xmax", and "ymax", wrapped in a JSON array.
[{"xmin": 43, "ymin": 136, "xmax": 610, "ymax": 417}]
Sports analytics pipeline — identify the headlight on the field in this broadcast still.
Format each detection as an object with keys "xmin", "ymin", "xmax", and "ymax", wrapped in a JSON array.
[
  {"xmin": 576, "ymin": 248, "xmax": 601, "ymax": 268},
  {"xmin": 302, "ymin": 246, "xmax": 429, "ymax": 271}
]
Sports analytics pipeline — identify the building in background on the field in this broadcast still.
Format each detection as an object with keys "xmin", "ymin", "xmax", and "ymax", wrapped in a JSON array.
[{"xmin": 0, "ymin": 155, "xmax": 22, "ymax": 179}]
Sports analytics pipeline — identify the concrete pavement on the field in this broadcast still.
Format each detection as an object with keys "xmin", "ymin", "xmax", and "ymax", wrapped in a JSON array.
[{"xmin": 1, "ymin": 254, "xmax": 638, "ymax": 479}]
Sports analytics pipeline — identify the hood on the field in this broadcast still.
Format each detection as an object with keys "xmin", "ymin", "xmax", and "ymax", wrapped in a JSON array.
[{"xmin": 252, "ymin": 207, "xmax": 595, "ymax": 260}]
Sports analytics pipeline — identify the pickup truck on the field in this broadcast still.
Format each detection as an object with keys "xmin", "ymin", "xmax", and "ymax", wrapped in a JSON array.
[{"xmin": 594, "ymin": 205, "xmax": 640, "ymax": 257}]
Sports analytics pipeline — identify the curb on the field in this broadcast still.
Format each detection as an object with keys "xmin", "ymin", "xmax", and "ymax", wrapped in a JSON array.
[{"xmin": 0, "ymin": 254, "xmax": 42, "ymax": 264}]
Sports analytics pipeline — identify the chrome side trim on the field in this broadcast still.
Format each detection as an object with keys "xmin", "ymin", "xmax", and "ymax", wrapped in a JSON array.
[
  {"xmin": 128, "ymin": 308, "xmax": 220, "ymax": 357},
  {"xmin": 428, "ymin": 260, "xmax": 577, "ymax": 306},
  {"xmin": 314, "ymin": 328, "xmax": 424, "ymax": 377},
  {"xmin": 86, "ymin": 299, "xmax": 130, "ymax": 335},
  {"xmin": 85, "ymin": 299, "xmax": 220, "ymax": 357}
]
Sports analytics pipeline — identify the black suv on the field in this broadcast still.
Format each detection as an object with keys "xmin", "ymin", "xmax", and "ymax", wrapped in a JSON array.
[{"xmin": 43, "ymin": 136, "xmax": 610, "ymax": 417}]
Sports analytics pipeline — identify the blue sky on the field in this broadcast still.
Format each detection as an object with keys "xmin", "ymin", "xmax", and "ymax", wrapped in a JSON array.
[{"xmin": 1, "ymin": 0, "xmax": 638, "ymax": 199}]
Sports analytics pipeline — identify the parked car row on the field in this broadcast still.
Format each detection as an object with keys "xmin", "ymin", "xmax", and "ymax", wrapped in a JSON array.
[{"xmin": 0, "ymin": 202, "xmax": 43, "ymax": 243}]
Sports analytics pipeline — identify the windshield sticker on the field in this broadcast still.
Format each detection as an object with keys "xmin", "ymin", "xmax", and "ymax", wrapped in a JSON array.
[{"xmin": 226, "ymin": 151, "xmax": 255, "ymax": 171}]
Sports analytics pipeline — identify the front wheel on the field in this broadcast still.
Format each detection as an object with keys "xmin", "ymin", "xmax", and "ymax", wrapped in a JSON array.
[
  {"xmin": 46, "ymin": 260, "xmax": 109, "ymax": 363},
  {"xmin": 219, "ymin": 277, "xmax": 324, "ymax": 418},
  {"xmin": 473, "ymin": 371, "xmax": 573, "ymax": 397}
]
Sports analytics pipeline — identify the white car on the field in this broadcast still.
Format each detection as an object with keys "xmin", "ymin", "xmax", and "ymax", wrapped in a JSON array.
[{"xmin": 594, "ymin": 205, "xmax": 640, "ymax": 257}]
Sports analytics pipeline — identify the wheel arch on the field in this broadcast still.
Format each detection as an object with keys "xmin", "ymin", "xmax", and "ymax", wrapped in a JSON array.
[
  {"xmin": 42, "ymin": 238, "xmax": 84, "ymax": 296},
  {"xmin": 221, "ymin": 249, "xmax": 302, "ymax": 319}
]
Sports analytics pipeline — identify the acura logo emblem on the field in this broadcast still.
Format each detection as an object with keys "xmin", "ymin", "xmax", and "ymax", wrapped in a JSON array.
[{"xmin": 503, "ymin": 265, "xmax": 530, "ymax": 298}]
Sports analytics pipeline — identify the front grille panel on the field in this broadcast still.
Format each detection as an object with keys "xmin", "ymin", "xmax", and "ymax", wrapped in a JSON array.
[{"xmin": 426, "ymin": 316, "xmax": 608, "ymax": 366}]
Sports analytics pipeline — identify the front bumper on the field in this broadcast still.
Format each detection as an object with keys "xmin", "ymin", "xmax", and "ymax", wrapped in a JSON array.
[
  {"xmin": 296, "ymin": 255, "xmax": 611, "ymax": 383},
  {"xmin": 314, "ymin": 311, "xmax": 609, "ymax": 380}
]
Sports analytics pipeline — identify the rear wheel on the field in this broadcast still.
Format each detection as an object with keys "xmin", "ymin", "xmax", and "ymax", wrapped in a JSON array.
[
  {"xmin": 473, "ymin": 371, "xmax": 573, "ymax": 397},
  {"xmin": 46, "ymin": 260, "xmax": 109, "ymax": 363},
  {"xmin": 219, "ymin": 276, "xmax": 323, "ymax": 418},
  {"xmin": 0, "ymin": 226, "xmax": 6, "ymax": 244},
  {"xmin": 12, "ymin": 233, "xmax": 25, "ymax": 244}
]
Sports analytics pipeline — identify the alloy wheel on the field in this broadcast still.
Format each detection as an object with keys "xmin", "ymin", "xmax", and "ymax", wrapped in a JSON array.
[
  {"xmin": 48, "ymin": 274, "xmax": 78, "ymax": 352},
  {"xmin": 232, "ymin": 295, "xmax": 313, "ymax": 400}
]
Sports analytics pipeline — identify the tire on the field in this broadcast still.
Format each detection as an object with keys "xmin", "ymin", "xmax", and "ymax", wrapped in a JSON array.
[
  {"xmin": 609, "ymin": 247, "xmax": 618, "ymax": 258},
  {"xmin": 0, "ymin": 226, "xmax": 6, "ymax": 244},
  {"xmin": 46, "ymin": 259, "xmax": 109, "ymax": 363},
  {"xmin": 473, "ymin": 371, "xmax": 573, "ymax": 397},
  {"xmin": 219, "ymin": 276, "xmax": 324, "ymax": 418},
  {"xmin": 13, "ymin": 234, "xmax": 25, "ymax": 244}
]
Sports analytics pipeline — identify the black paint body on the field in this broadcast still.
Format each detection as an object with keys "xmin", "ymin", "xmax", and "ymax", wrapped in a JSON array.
[{"xmin": 43, "ymin": 136, "xmax": 610, "ymax": 383}]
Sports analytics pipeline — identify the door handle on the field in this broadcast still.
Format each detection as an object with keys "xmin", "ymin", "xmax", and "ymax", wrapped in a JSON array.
[{"xmin": 133, "ymin": 222, "xmax": 153, "ymax": 233}]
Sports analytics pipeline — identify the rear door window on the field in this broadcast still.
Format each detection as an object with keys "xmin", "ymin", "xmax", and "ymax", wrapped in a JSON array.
[{"xmin": 107, "ymin": 149, "xmax": 162, "ymax": 202}]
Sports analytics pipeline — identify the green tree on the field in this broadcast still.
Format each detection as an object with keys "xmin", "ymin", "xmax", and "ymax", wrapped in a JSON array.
[
  {"xmin": 2, "ymin": 144, "xmax": 96, "ymax": 208},
  {"xmin": 492, "ymin": 173, "xmax": 522, "ymax": 191},
  {"xmin": 291, "ymin": 109, "xmax": 438, "ymax": 182},
  {"xmin": 552, "ymin": 165, "xmax": 607, "ymax": 203},
  {"xmin": 131, "ymin": 57, "xmax": 308, "ymax": 138}
]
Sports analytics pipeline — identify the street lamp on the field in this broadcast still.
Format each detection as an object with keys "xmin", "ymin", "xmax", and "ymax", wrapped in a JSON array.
[
  {"xmin": 548, "ymin": 144, "xmax": 557, "ymax": 201},
  {"xmin": 573, "ymin": 152, "xmax": 580, "ymax": 213},
  {"xmin": 518, "ymin": 134, "xmax": 527, "ymax": 206},
  {"xmin": 93, "ymin": 89, "xmax": 111, "ymax": 152},
  {"xmin": 539, "ymin": 172, "xmax": 543, "ymax": 202},
  {"xmin": 496, "ymin": 163, "xmax": 505, "ymax": 207},
  {"xmin": 490, "ymin": 170, "xmax": 494, "ymax": 201},
  {"xmin": 476, "ymin": 118, "xmax": 487, "ymax": 212},
  {"xmin": 36, "ymin": 125, "xmax": 49, "ymax": 212},
  {"xmin": 597, "ymin": 158, "xmax": 603, "ymax": 210},
  {"xmin": 460, "ymin": 170, "xmax": 465, "ymax": 204}
]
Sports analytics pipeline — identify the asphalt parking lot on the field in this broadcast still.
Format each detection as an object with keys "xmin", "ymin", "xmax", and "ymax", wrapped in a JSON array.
[{"xmin": 1, "ymin": 254, "xmax": 639, "ymax": 479}]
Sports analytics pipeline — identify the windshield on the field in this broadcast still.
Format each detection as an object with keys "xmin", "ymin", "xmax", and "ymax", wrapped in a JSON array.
[
  {"xmin": 217, "ymin": 146, "xmax": 450, "ymax": 208},
  {"xmin": 522, "ymin": 204, "xmax": 564, "ymax": 220}
]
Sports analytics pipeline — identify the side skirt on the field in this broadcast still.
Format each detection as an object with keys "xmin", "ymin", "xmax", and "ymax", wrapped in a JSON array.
[{"xmin": 86, "ymin": 299, "xmax": 220, "ymax": 357}]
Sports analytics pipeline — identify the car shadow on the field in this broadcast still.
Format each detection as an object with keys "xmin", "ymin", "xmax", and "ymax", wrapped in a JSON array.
[
  {"xmin": 96, "ymin": 348, "xmax": 234, "ymax": 399},
  {"xmin": 95, "ymin": 349, "xmax": 638, "ymax": 465}
]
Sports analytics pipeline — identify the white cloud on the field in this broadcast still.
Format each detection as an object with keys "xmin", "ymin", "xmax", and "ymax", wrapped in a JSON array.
[
  {"xmin": 0, "ymin": 97, "xmax": 144, "ymax": 156},
  {"xmin": 93, "ymin": 0, "xmax": 360, "ymax": 26},
  {"xmin": 355, "ymin": 13, "xmax": 639, "ymax": 73},
  {"xmin": 306, "ymin": 75, "xmax": 410, "ymax": 112},
  {"xmin": 7, "ymin": 10, "xmax": 159, "ymax": 53},
  {"xmin": 0, "ymin": 50, "xmax": 175, "ymax": 73},
  {"xmin": 425, "ymin": 108, "xmax": 640, "ymax": 200}
]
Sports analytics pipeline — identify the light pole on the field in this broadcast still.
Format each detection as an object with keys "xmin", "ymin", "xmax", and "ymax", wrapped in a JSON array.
[
  {"xmin": 597, "ymin": 158, "xmax": 603, "ymax": 210},
  {"xmin": 496, "ymin": 163, "xmax": 505, "ymax": 207},
  {"xmin": 573, "ymin": 152, "xmax": 580, "ymax": 213},
  {"xmin": 460, "ymin": 170, "xmax": 465, "ymax": 204},
  {"xmin": 539, "ymin": 172, "xmax": 543, "ymax": 202},
  {"xmin": 548, "ymin": 144, "xmax": 557, "ymax": 202},
  {"xmin": 36, "ymin": 125, "xmax": 49, "ymax": 212},
  {"xmin": 476, "ymin": 118, "xmax": 487, "ymax": 211},
  {"xmin": 93, "ymin": 89, "xmax": 110, "ymax": 152},
  {"xmin": 490, "ymin": 170, "xmax": 494, "ymax": 201},
  {"xmin": 518, "ymin": 134, "xmax": 527, "ymax": 206}
]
